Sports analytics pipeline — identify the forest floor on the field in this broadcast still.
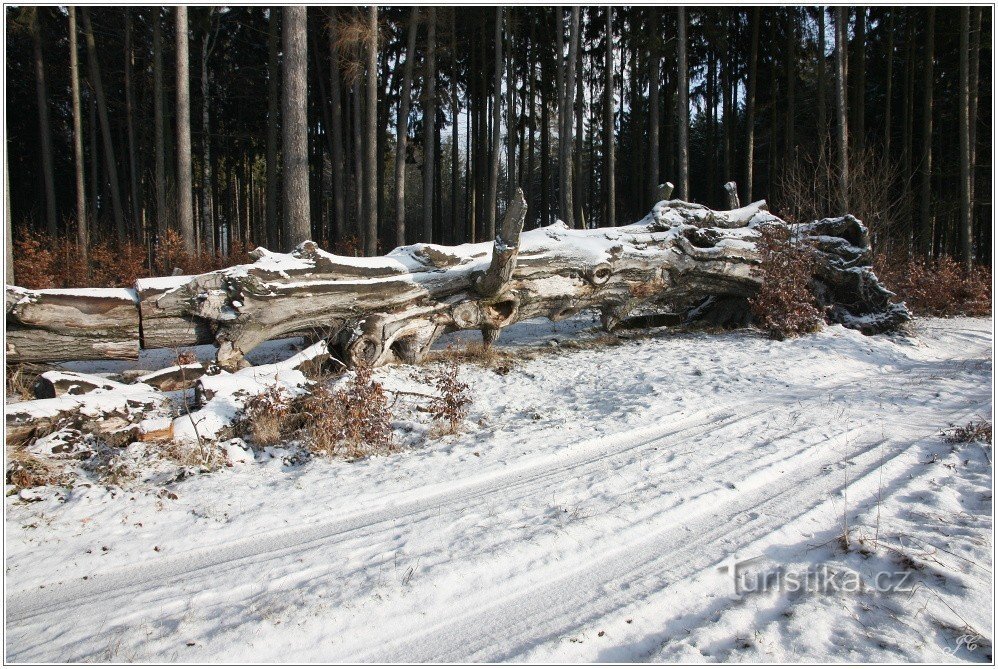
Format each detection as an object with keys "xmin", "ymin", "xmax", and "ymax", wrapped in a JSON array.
[{"xmin": 4, "ymin": 315, "xmax": 993, "ymax": 663}]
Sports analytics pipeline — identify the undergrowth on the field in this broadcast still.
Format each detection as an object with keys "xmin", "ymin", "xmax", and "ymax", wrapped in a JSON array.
[
  {"xmin": 874, "ymin": 254, "xmax": 991, "ymax": 318},
  {"xmin": 749, "ymin": 224, "xmax": 824, "ymax": 340}
]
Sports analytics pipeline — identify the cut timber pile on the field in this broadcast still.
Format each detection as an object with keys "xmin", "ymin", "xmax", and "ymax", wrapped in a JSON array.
[
  {"xmin": 5, "ymin": 193, "xmax": 910, "ymax": 448},
  {"xmin": 6, "ymin": 192, "xmax": 908, "ymax": 370}
]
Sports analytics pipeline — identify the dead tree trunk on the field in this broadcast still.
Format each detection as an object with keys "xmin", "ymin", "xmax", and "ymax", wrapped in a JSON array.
[{"xmin": 6, "ymin": 191, "xmax": 909, "ymax": 369}]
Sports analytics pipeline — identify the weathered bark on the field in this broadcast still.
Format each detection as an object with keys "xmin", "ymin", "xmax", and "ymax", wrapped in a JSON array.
[
  {"xmin": 157, "ymin": 197, "xmax": 906, "ymax": 370},
  {"xmin": 723, "ymin": 182, "xmax": 740, "ymax": 210},
  {"xmin": 175, "ymin": 6, "xmax": 195, "ymax": 254},
  {"xmin": 282, "ymin": 6, "xmax": 311, "ymax": 251},
  {"xmin": 5, "ymin": 191, "xmax": 909, "ymax": 371},
  {"xmin": 69, "ymin": 7, "xmax": 88, "ymax": 270},
  {"xmin": 6, "ymin": 287, "xmax": 139, "ymax": 362}
]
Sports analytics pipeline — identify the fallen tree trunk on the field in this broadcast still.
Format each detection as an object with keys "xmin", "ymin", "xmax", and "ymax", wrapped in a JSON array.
[
  {"xmin": 5, "ymin": 192, "xmax": 909, "ymax": 368},
  {"xmin": 6, "ymin": 287, "xmax": 139, "ymax": 362}
]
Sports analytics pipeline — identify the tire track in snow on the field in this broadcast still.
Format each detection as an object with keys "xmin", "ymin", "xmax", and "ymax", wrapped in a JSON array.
[{"xmin": 5, "ymin": 334, "xmax": 991, "ymax": 662}]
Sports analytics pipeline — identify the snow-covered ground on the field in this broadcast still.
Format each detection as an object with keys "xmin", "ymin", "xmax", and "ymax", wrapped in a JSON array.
[{"xmin": 4, "ymin": 316, "xmax": 993, "ymax": 663}]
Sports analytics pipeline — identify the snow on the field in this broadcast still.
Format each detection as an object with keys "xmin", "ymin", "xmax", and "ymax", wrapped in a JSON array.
[{"xmin": 4, "ymin": 317, "xmax": 993, "ymax": 663}]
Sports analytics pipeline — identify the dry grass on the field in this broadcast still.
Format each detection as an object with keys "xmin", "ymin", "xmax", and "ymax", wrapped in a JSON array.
[
  {"xmin": 241, "ymin": 386, "xmax": 294, "ymax": 447},
  {"xmin": 426, "ymin": 340, "xmax": 510, "ymax": 370},
  {"xmin": 5, "ymin": 364, "xmax": 37, "ymax": 400},
  {"xmin": 6, "ymin": 446, "xmax": 67, "ymax": 490},
  {"xmin": 945, "ymin": 421, "xmax": 992, "ymax": 445}
]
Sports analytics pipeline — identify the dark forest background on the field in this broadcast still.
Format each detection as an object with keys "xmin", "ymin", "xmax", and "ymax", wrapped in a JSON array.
[{"xmin": 4, "ymin": 6, "xmax": 993, "ymax": 284}]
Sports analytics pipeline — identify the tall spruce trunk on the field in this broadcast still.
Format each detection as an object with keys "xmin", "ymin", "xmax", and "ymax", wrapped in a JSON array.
[
  {"xmin": 573, "ymin": 11, "xmax": 585, "ymax": 227},
  {"xmin": 153, "ymin": 11, "xmax": 168, "ymax": 238},
  {"xmin": 124, "ymin": 11, "xmax": 139, "ymax": 239},
  {"xmin": 485, "ymin": 7, "xmax": 503, "ymax": 239},
  {"xmin": 817, "ymin": 8, "xmax": 827, "ymax": 144},
  {"xmin": 853, "ymin": 8, "xmax": 866, "ymax": 155},
  {"xmin": 364, "ymin": 5, "xmax": 379, "ymax": 254},
  {"xmin": 265, "ymin": 9, "xmax": 281, "ymax": 250},
  {"xmin": 968, "ymin": 8, "xmax": 981, "ymax": 261},
  {"xmin": 200, "ymin": 17, "xmax": 216, "ymax": 255},
  {"xmin": 744, "ymin": 9, "xmax": 759, "ymax": 203},
  {"xmin": 834, "ymin": 7, "xmax": 849, "ymax": 214},
  {"xmin": 69, "ymin": 7, "xmax": 88, "ymax": 270},
  {"xmin": 30, "ymin": 9, "xmax": 57, "ymax": 237},
  {"xmin": 5, "ymin": 151, "xmax": 12, "ymax": 284},
  {"xmin": 281, "ymin": 6, "xmax": 310, "ymax": 251},
  {"xmin": 451, "ymin": 10, "xmax": 460, "ymax": 243},
  {"xmin": 328, "ymin": 11, "xmax": 346, "ymax": 247},
  {"xmin": 884, "ymin": 12, "xmax": 894, "ymax": 158},
  {"xmin": 676, "ymin": 7, "xmax": 689, "ymax": 200},
  {"xmin": 393, "ymin": 8, "xmax": 419, "ymax": 247},
  {"xmin": 784, "ymin": 9, "xmax": 796, "ymax": 158},
  {"xmin": 560, "ymin": 7, "xmax": 579, "ymax": 228},
  {"xmin": 422, "ymin": 8, "xmax": 437, "ymax": 244},
  {"xmin": 959, "ymin": 8, "xmax": 971, "ymax": 269},
  {"xmin": 174, "ymin": 6, "xmax": 195, "ymax": 254},
  {"xmin": 82, "ymin": 8, "xmax": 127, "ymax": 243},
  {"xmin": 918, "ymin": 8, "xmax": 934, "ymax": 259},
  {"xmin": 555, "ymin": 9, "xmax": 566, "ymax": 226},
  {"xmin": 604, "ymin": 7, "xmax": 616, "ymax": 228},
  {"xmin": 648, "ymin": 47, "xmax": 660, "ymax": 209}
]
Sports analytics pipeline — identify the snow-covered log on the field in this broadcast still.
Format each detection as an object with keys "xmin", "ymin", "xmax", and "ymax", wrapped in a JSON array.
[
  {"xmin": 4, "ymin": 193, "xmax": 909, "ymax": 369},
  {"xmin": 5, "ymin": 382, "xmax": 170, "ymax": 446},
  {"xmin": 6, "ymin": 287, "xmax": 139, "ymax": 362},
  {"xmin": 32, "ymin": 371, "xmax": 130, "ymax": 399}
]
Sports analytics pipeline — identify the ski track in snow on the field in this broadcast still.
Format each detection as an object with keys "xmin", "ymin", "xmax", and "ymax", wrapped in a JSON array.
[{"xmin": 4, "ymin": 316, "xmax": 993, "ymax": 663}]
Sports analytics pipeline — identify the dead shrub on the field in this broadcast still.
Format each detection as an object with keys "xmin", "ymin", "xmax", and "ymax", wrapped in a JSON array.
[
  {"xmin": 298, "ymin": 365, "xmax": 395, "ymax": 459},
  {"xmin": 874, "ymin": 254, "xmax": 991, "ymax": 317},
  {"xmin": 241, "ymin": 386, "xmax": 294, "ymax": 447},
  {"xmin": 776, "ymin": 143, "xmax": 904, "ymax": 247},
  {"xmin": 749, "ymin": 225, "xmax": 824, "ymax": 340},
  {"xmin": 13, "ymin": 231, "xmax": 57, "ymax": 288},
  {"xmin": 427, "ymin": 360, "xmax": 471, "ymax": 434},
  {"xmin": 945, "ymin": 421, "xmax": 992, "ymax": 445}
]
